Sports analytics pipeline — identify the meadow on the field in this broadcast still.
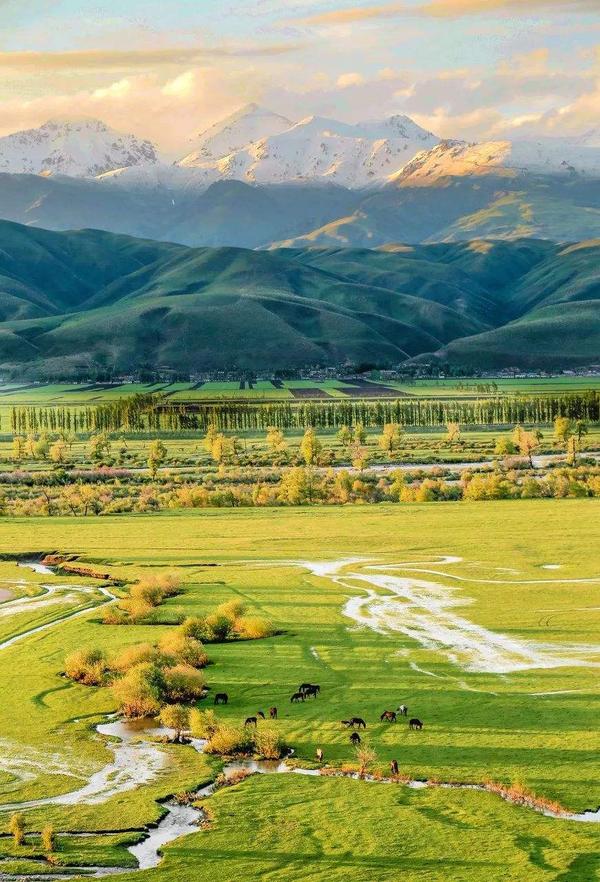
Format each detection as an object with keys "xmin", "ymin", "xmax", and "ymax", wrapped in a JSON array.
[{"xmin": 0, "ymin": 503, "xmax": 598, "ymax": 880}]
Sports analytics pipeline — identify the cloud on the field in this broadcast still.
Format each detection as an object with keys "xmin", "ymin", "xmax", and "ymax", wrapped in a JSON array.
[
  {"xmin": 299, "ymin": 0, "xmax": 598, "ymax": 27},
  {"xmin": 336, "ymin": 71, "xmax": 365, "ymax": 87},
  {"xmin": 0, "ymin": 43, "xmax": 302, "ymax": 71}
]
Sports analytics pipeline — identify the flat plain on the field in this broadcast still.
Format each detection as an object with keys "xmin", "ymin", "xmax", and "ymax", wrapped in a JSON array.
[{"xmin": 0, "ymin": 502, "xmax": 598, "ymax": 880}]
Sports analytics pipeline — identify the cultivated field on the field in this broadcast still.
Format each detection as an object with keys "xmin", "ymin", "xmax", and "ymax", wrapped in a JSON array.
[{"xmin": 0, "ymin": 502, "xmax": 598, "ymax": 880}]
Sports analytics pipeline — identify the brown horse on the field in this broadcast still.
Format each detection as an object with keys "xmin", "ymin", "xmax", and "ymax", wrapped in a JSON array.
[
  {"xmin": 390, "ymin": 759, "xmax": 399, "ymax": 776},
  {"xmin": 269, "ymin": 706, "xmax": 278, "ymax": 719},
  {"xmin": 350, "ymin": 732, "xmax": 361, "ymax": 745},
  {"xmin": 244, "ymin": 716, "xmax": 258, "ymax": 727},
  {"xmin": 380, "ymin": 710, "xmax": 397, "ymax": 723},
  {"xmin": 316, "ymin": 748, "xmax": 324, "ymax": 762},
  {"xmin": 214, "ymin": 692, "xmax": 228, "ymax": 705},
  {"xmin": 409, "ymin": 718, "xmax": 423, "ymax": 730}
]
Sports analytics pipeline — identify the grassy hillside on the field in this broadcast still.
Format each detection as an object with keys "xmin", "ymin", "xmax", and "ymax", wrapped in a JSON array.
[{"xmin": 0, "ymin": 221, "xmax": 597, "ymax": 374}]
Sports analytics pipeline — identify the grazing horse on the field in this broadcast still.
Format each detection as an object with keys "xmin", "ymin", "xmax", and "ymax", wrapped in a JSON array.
[
  {"xmin": 390, "ymin": 759, "xmax": 399, "ymax": 776},
  {"xmin": 214, "ymin": 692, "xmax": 228, "ymax": 705},
  {"xmin": 380, "ymin": 710, "xmax": 397, "ymax": 723},
  {"xmin": 348, "ymin": 717, "xmax": 366, "ymax": 729},
  {"xmin": 244, "ymin": 716, "xmax": 258, "ymax": 727},
  {"xmin": 350, "ymin": 732, "xmax": 361, "ymax": 746},
  {"xmin": 409, "ymin": 718, "xmax": 423, "ymax": 731},
  {"xmin": 316, "ymin": 748, "xmax": 324, "ymax": 762},
  {"xmin": 257, "ymin": 711, "xmax": 265, "ymax": 719},
  {"xmin": 290, "ymin": 692, "xmax": 305, "ymax": 703},
  {"xmin": 303, "ymin": 685, "xmax": 320, "ymax": 698},
  {"xmin": 397, "ymin": 705, "xmax": 408, "ymax": 717},
  {"xmin": 269, "ymin": 706, "xmax": 278, "ymax": 719},
  {"xmin": 341, "ymin": 720, "xmax": 352, "ymax": 727}
]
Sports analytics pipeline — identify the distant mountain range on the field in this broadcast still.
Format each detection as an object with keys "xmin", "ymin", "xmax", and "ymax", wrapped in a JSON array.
[
  {"xmin": 1, "ymin": 106, "xmax": 600, "ymax": 247},
  {"xmin": 0, "ymin": 220, "xmax": 597, "ymax": 377}
]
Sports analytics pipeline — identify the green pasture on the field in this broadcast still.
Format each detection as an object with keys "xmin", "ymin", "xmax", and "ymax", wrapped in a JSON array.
[{"xmin": 0, "ymin": 502, "xmax": 598, "ymax": 879}]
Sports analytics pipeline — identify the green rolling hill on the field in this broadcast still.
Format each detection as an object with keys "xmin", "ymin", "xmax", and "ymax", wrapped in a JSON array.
[{"xmin": 0, "ymin": 220, "xmax": 597, "ymax": 376}]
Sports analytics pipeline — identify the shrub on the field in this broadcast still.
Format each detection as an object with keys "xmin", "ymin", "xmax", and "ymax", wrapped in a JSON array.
[
  {"xmin": 234, "ymin": 615, "xmax": 274, "ymax": 640},
  {"xmin": 41, "ymin": 823, "xmax": 55, "ymax": 854},
  {"xmin": 178, "ymin": 616, "xmax": 207, "ymax": 641},
  {"xmin": 254, "ymin": 728, "xmax": 287, "ymax": 760},
  {"xmin": 112, "ymin": 662, "xmax": 166, "ymax": 718},
  {"xmin": 204, "ymin": 724, "xmax": 253, "ymax": 756},
  {"xmin": 158, "ymin": 630, "xmax": 209, "ymax": 668},
  {"xmin": 159, "ymin": 704, "xmax": 190, "ymax": 740},
  {"xmin": 64, "ymin": 648, "xmax": 107, "ymax": 686},
  {"xmin": 204, "ymin": 612, "xmax": 233, "ymax": 641},
  {"xmin": 111, "ymin": 642, "xmax": 158, "ymax": 672},
  {"xmin": 189, "ymin": 708, "xmax": 219, "ymax": 739},
  {"xmin": 8, "ymin": 812, "xmax": 25, "ymax": 846},
  {"xmin": 216, "ymin": 599, "xmax": 246, "ymax": 621},
  {"xmin": 163, "ymin": 664, "xmax": 206, "ymax": 703}
]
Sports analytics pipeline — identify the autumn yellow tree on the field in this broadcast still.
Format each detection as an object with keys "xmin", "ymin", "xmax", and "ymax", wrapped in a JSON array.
[{"xmin": 299, "ymin": 428, "xmax": 322, "ymax": 465}]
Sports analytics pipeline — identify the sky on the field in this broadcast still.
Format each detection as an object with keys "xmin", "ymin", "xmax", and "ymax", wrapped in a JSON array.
[{"xmin": 1, "ymin": 0, "xmax": 599, "ymax": 153}]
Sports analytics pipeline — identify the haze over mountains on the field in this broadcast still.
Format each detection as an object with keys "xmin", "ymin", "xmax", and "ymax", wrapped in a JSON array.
[{"xmin": 1, "ymin": 105, "xmax": 600, "ymax": 252}]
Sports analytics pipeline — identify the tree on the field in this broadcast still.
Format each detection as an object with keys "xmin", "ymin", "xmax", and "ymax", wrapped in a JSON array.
[
  {"xmin": 49, "ymin": 439, "xmax": 68, "ymax": 465},
  {"xmin": 446, "ymin": 422, "xmax": 461, "ymax": 444},
  {"xmin": 202, "ymin": 423, "xmax": 218, "ymax": 453},
  {"xmin": 278, "ymin": 467, "xmax": 310, "ymax": 504},
  {"xmin": 148, "ymin": 439, "xmax": 167, "ymax": 477},
  {"xmin": 112, "ymin": 662, "xmax": 166, "ymax": 718},
  {"xmin": 353, "ymin": 423, "xmax": 367, "ymax": 445},
  {"xmin": 299, "ymin": 428, "xmax": 322, "ymax": 466},
  {"xmin": 41, "ymin": 823, "xmax": 55, "ymax": 854},
  {"xmin": 517, "ymin": 430, "xmax": 540, "ymax": 467},
  {"xmin": 337, "ymin": 425, "xmax": 352, "ymax": 448},
  {"xmin": 8, "ymin": 812, "xmax": 25, "ymax": 846},
  {"xmin": 494, "ymin": 438, "xmax": 516, "ymax": 457},
  {"xmin": 33, "ymin": 434, "xmax": 49, "ymax": 459},
  {"xmin": 566, "ymin": 435, "xmax": 579, "ymax": 466},
  {"xmin": 11, "ymin": 436, "xmax": 24, "ymax": 461},
  {"xmin": 210, "ymin": 433, "xmax": 236, "ymax": 467},
  {"xmin": 159, "ymin": 704, "xmax": 190, "ymax": 743},
  {"xmin": 351, "ymin": 443, "xmax": 370, "ymax": 471},
  {"xmin": 89, "ymin": 432, "xmax": 111, "ymax": 465},
  {"xmin": 378, "ymin": 423, "xmax": 403, "ymax": 456},
  {"xmin": 574, "ymin": 419, "xmax": 589, "ymax": 445},
  {"xmin": 355, "ymin": 744, "xmax": 377, "ymax": 777},
  {"xmin": 553, "ymin": 416, "xmax": 572, "ymax": 447},
  {"xmin": 266, "ymin": 427, "xmax": 287, "ymax": 457}
]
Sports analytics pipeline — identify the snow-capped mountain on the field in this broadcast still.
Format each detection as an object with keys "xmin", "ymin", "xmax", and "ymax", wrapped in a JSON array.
[
  {"xmin": 0, "ymin": 119, "xmax": 160, "ymax": 178},
  {"xmin": 392, "ymin": 135, "xmax": 600, "ymax": 186},
  {"xmin": 179, "ymin": 103, "xmax": 293, "ymax": 165},
  {"xmin": 175, "ymin": 111, "xmax": 440, "ymax": 188}
]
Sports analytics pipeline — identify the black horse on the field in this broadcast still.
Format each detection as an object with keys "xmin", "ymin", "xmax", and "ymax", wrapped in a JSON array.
[
  {"xmin": 348, "ymin": 717, "xmax": 366, "ymax": 729},
  {"xmin": 409, "ymin": 718, "xmax": 423, "ymax": 731},
  {"xmin": 350, "ymin": 732, "xmax": 361, "ymax": 745},
  {"xmin": 290, "ymin": 692, "xmax": 305, "ymax": 703},
  {"xmin": 244, "ymin": 716, "xmax": 258, "ymax": 727},
  {"xmin": 269, "ymin": 706, "xmax": 278, "ymax": 719},
  {"xmin": 302, "ymin": 685, "xmax": 320, "ymax": 698},
  {"xmin": 214, "ymin": 692, "xmax": 228, "ymax": 705}
]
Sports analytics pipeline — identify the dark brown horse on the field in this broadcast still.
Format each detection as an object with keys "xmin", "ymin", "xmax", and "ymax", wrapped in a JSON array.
[
  {"xmin": 390, "ymin": 759, "xmax": 399, "ymax": 776},
  {"xmin": 350, "ymin": 732, "xmax": 361, "ymax": 745},
  {"xmin": 409, "ymin": 718, "xmax": 423, "ymax": 730},
  {"xmin": 316, "ymin": 748, "xmax": 324, "ymax": 762},
  {"xmin": 302, "ymin": 684, "xmax": 320, "ymax": 698},
  {"xmin": 257, "ymin": 711, "xmax": 265, "ymax": 719},
  {"xmin": 290, "ymin": 692, "xmax": 305, "ymax": 703},
  {"xmin": 269, "ymin": 706, "xmax": 278, "ymax": 719},
  {"xmin": 214, "ymin": 692, "xmax": 228, "ymax": 705},
  {"xmin": 244, "ymin": 716, "xmax": 258, "ymax": 727},
  {"xmin": 380, "ymin": 710, "xmax": 397, "ymax": 723},
  {"xmin": 348, "ymin": 717, "xmax": 366, "ymax": 729}
]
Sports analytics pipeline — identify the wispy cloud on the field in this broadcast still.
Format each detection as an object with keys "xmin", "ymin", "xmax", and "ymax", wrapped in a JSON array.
[
  {"xmin": 298, "ymin": 0, "xmax": 598, "ymax": 27},
  {"xmin": 0, "ymin": 43, "xmax": 302, "ymax": 71}
]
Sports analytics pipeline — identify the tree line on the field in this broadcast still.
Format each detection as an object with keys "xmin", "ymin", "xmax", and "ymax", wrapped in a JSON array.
[{"xmin": 9, "ymin": 390, "xmax": 600, "ymax": 434}]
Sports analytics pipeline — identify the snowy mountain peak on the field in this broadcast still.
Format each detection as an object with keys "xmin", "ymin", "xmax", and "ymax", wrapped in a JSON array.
[
  {"xmin": 179, "ymin": 104, "xmax": 294, "ymax": 166},
  {"xmin": 0, "ymin": 118, "xmax": 160, "ymax": 178}
]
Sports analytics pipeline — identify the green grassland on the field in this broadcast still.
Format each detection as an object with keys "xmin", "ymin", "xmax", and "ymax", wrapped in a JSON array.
[{"xmin": 0, "ymin": 503, "xmax": 598, "ymax": 880}]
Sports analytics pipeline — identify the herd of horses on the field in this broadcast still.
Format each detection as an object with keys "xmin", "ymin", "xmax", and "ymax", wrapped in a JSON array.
[{"xmin": 214, "ymin": 683, "xmax": 424, "ymax": 761}]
